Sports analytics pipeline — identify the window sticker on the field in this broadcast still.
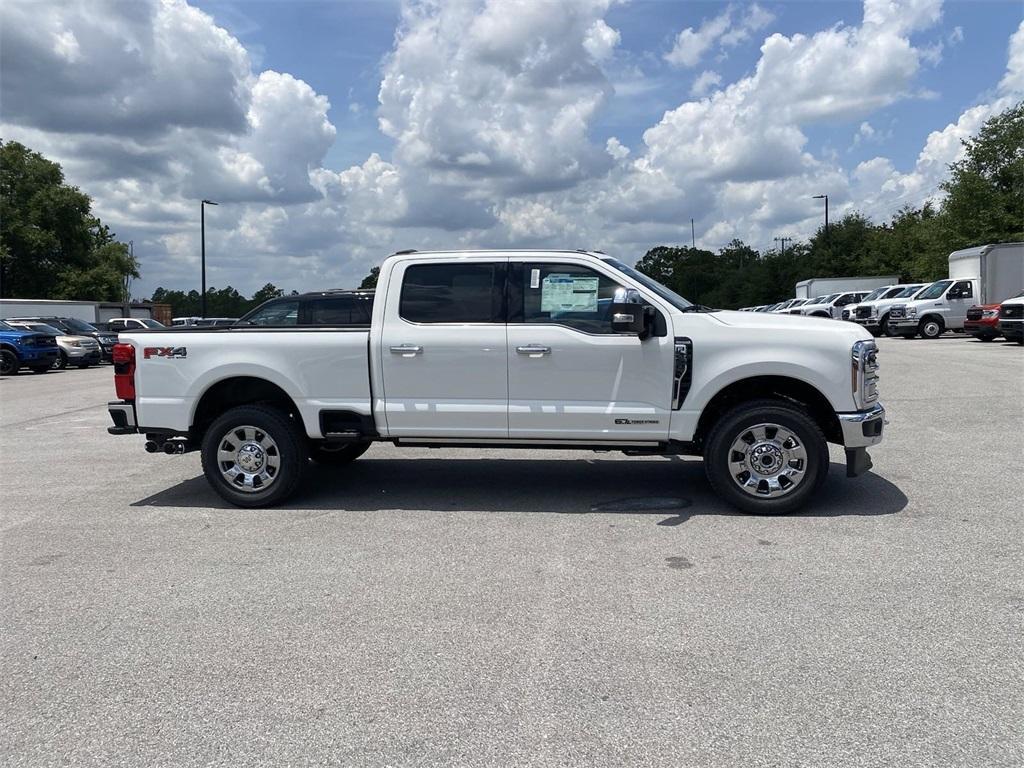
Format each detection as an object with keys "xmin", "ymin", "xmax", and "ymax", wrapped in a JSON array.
[
  {"xmin": 541, "ymin": 274, "xmax": 599, "ymax": 313},
  {"xmin": 530, "ymin": 268, "xmax": 540, "ymax": 289}
]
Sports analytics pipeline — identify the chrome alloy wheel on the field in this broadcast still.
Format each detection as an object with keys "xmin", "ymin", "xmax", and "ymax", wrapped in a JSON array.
[
  {"xmin": 216, "ymin": 425, "xmax": 281, "ymax": 493},
  {"xmin": 727, "ymin": 423, "xmax": 808, "ymax": 498}
]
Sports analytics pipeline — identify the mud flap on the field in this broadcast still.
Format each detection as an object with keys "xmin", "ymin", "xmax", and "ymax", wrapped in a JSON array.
[{"xmin": 845, "ymin": 447, "xmax": 873, "ymax": 478}]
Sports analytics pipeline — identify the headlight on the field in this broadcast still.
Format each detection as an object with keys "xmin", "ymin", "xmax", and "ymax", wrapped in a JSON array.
[
  {"xmin": 18, "ymin": 336, "xmax": 35, "ymax": 346},
  {"xmin": 851, "ymin": 340, "xmax": 879, "ymax": 410},
  {"xmin": 870, "ymin": 306, "xmax": 878, "ymax": 317},
  {"xmin": 982, "ymin": 309, "xmax": 999, "ymax": 319},
  {"xmin": 69, "ymin": 340, "xmax": 82, "ymax": 348},
  {"xmin": 907, "ymin": 306, "xmax": 917, "ymax": 317}
]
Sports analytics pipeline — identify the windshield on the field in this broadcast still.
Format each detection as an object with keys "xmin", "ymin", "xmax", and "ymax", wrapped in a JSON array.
[
  {"xmin": 601, "ymin": 258, "xmax": 693, "ymax": 310},
  {"xmin": 918, "ymin": 280, "xmax": 952, "ymax": 300},
  {"xmin": 861, "ymin": 287, "xmax": 888, "ymax": 302},
  {"xmin": 790, "ymin": 299, "xmax": 806, "ymax": 307},
  {"xmin": 13, "ymin": 322, "xmax": 62, "ymax": 335},
  {"xmin": 61, "ymin": 318, "xmax": 98, "ymax": 333},
  {"xmin": 881, "ymin": 286, "xmax": 905, "ymax": 299},
  {"xmin": 896, "ymin": 284, "xmax": 924, "ymax": 298},
  {"xmin": 138, "ymin": 318, "xmax": 165, "ymax": 328}
]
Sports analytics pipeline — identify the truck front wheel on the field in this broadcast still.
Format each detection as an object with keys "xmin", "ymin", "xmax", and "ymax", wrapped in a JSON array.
[
  {"xmin": 703, "ymin": 400, "xmax": 829, "ymax": 515},
  {"xmin": 919, "ymin": 317, "xmax": 944, "ymax": 339},
  {"xmin": 0, "ymin": 350, "xmax": 19, "ymax": 376},
  {"xmin": 200, "ymin": 405, "xmax": 308, "ymax": 508}
]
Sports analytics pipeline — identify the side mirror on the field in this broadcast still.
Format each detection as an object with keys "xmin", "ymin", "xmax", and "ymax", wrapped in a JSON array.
[{"xmin": 610, "ymin": 287, "xmax": 646, "ymax": 335}]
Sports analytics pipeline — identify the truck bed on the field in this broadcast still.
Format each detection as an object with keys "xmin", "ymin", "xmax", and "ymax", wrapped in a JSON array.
[{"xmin": 120, "ymin": 328, "xmax": 372, "ymax": 437}]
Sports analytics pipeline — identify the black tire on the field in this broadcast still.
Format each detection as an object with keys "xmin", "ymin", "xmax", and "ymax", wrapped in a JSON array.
[
  {"xmin": 53, "ymin": 350, "xmax": 68, "ymax": 370},
  {"xmin": 880, "ymin": 315, "xmax": 892, "ymax": 336},
  {"xmin": 976, "ymin": 334, "xmax": 996, "ymax": 342},
  {"xmin": 201, "ymin": 405, "xmax": 308, "ymax": 508},
  {"xmin": 703, "ymin": 399, "xmax": 829, "ymax": 516},
  {"xmin": 76, "ymin": 363, "xmax": 91, "ymax": 369},
  {"xmin": 0, "ymin": 349, "xmax": 19, "ymax": 376},
  {"xmin": 919, "ymin": 317, "xmax": 944, "ymax": 339},
  {"xmin": 30, "ymin": 366, "xmax": 51, "ymax": 374},
  {"xmin": 310, "ymin": 441, "xmax": 371, "ymax": 466}
]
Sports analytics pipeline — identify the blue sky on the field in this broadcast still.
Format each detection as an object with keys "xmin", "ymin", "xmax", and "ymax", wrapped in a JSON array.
[{"xmin": 2, "ymin": 0, "xmax": 1022, "ymax": 296}]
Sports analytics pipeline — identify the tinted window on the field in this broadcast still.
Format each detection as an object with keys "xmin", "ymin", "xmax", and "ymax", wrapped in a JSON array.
[
  {"xmin": 400, "ymin": 263, "xmax": 502, "ymax": 323},
  {"xmin": 308, "ymin": 296, "xmax": 372, "ymax": 325},
  {"xmin": 244, "ymin": 300, "xmax": 300, "ymax": 326},
  {"xmin": 521, "ymin": 263, "xmax": 624, "ymax": 334}
]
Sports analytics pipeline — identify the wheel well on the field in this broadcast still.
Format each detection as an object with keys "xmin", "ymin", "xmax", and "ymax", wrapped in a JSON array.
[
  {"xmin": 191, "ymin": 377, "xmax": 299, "ymax": 439},
  {"xmin": 919, "ymin": 313, "xmax": 944, "ymax": 327},
  {"xmin": 695, "ymin": 376, "xmax": 842, "ymax": 445}
]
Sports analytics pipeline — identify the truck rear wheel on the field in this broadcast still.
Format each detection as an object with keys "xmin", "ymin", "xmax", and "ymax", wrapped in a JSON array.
[
  {"xmin": 310, "ymin": 441, "xmax": 371, "ymax": 466},
  {"xmin": 201, "ymin": 405, "xmax": 308, "ymax": 508},
  {"xmin": 703, "ymin": 400, "xmax": 829, "ymax": 515}
]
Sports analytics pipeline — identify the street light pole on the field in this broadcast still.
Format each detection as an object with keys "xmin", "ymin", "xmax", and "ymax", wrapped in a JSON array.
[
  {"xmin": 200, "ymin": 199, "xmax": 218, "ymax": 318},
  {"xmin": 813, "ymin": 194, "xmax": 829, "ymax": 243}
]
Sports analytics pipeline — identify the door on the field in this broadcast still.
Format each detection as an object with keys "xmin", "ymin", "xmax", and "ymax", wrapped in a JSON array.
[
  {"xmin": 380, "ymin": 260, "xmax": 508, "ymax": 438},
  {"xmin": 506, "ymin": 260, "xmax": 674, "ymax": 442},
  {"xmin": 945, "ymin": 280, "xmax": 975, "ymax": 327}
]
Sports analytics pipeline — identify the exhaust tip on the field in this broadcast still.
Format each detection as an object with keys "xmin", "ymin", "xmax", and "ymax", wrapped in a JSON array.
[{"xmin": 144, "ymin": 440, "xmax": 159, "ymax": 453}]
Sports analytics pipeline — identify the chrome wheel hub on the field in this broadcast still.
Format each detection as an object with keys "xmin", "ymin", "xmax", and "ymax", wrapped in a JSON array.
[
  {"xmin": 217, "ymin": 426, "xmax": 281, "ymax": 493},
  {"xmin": 728, "ymin": 423, "xmax": 807, "ymax": 498}
]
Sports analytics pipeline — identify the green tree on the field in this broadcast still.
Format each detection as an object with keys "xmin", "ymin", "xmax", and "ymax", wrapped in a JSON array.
[
  {"xmin": 359, "ymin": 266, "xmax": 380, "ymax": 289},
  {"xmin": 250, "ymin": 283, "xmax": 284, "ymax": 305},
  {"xmin": 940, "ymin": 101, "xmax": 1024, "ymax": 246},
  {"xmin": 0, "ymin": 140, "xmax": 138, "ymax": 300}
]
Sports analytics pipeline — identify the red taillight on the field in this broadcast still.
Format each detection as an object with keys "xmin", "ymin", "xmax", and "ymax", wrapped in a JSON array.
[{"xmin": 113, "ymin": 342, "xmax": 136, "ymax": 400}]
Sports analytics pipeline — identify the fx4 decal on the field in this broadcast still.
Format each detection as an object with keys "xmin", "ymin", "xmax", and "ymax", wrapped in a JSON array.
[{"xmin": 143, "ymin": 346, "xmax": 187, "ymax": 359}]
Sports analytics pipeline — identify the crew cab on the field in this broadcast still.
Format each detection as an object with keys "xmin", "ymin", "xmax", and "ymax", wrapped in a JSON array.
[
  {"xmin": 0, "ymin": 320, "xmax": 59, "ymax": 375},
  {"xmin": 106, "ymin": 250, "xmax": 885, "ymax": 515}
]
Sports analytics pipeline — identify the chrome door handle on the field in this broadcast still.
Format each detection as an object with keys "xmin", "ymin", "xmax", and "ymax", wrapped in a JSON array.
[
  {"xmin": 390, "ymin": 344, "xmax": 423, "ymax": 355},
  {"xmin": 516, "ymin": 345, "xmax": 551, "ymax": 356}
]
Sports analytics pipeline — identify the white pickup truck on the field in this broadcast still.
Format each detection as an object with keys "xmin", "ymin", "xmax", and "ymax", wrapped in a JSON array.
[{"xmin": 107, "ymin": 250, "xmax": 885, "ymax": 514}]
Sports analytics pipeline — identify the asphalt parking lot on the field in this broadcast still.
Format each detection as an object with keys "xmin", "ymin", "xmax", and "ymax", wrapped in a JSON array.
[{"xmin": 1, "ymin": 337, "xmax": 1022, "ymax": 767}]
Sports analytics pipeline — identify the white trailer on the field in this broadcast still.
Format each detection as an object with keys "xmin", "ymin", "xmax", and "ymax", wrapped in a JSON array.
[
  {"xmin": 795, "ymin": 276, "xmax": 899, "ymax": 299},
  {"xmin": 0, "ymin": 298, "xmax": 99, "ymax": 323},
  {"xmin": 948, "ymin": 242, "xmax": 1023, "ymax": 304}
]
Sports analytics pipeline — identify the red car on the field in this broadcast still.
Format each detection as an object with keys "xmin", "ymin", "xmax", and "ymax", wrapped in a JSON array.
[{"xmin": 964, "ymin": 304, "xmax": 1001, "ymax": 341}]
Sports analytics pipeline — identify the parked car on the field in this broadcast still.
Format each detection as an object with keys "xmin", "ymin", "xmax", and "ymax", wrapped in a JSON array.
[
  {"xmin": 107, "ymin": 250, "xmax": 884, "ymax": 515},
  {"xmin": 6, "ymin": 316, "xmax": 118, "ymax": 361},
  {"xmin": 0, "ymin": 320, "xmax": 60, "ymax": 375},
  {"xmin": 4, "ymin": 321, "xmax": 101, "ymax": 368},
  {"xmin": 796, "ymin": 293, "xmax": 869, "ymax": 319},
  {"xmin": 851, "ymin": 284, "xmax": 928, "ymax": 336},
  {"xmin": 103, "ymin": 317, "xmax": 167, "ymax": 332},
  {"xmin": 238, "ymin": 289, "xmax": 374, "ymax": 326},
  {"xmin": 964, "ymin": 304, "xmax": 1002, "ymax": 341},
  {"xmin": 171, "ymin": 317, "xmax": 201, "ymax": 327},
  {"xmin": 997, "ymin": 291, "xmax": 1024, "ymax": 344}
]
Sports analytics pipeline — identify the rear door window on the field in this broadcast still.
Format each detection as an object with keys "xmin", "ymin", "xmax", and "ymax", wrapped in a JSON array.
[{"xmin": 399, "ymin": 263, "xmax": 504, "ymax": 323}]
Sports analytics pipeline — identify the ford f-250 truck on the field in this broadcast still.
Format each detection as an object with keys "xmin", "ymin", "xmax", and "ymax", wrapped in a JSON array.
[{"xmin": 106, "ymin": 250, "xmax": 885, "ymax": 515}]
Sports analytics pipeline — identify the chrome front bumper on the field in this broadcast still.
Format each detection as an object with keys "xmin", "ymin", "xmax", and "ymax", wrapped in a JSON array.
[{"xmin": 837, "ymin": 402, "xmax": 885, "ymax": 448}]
